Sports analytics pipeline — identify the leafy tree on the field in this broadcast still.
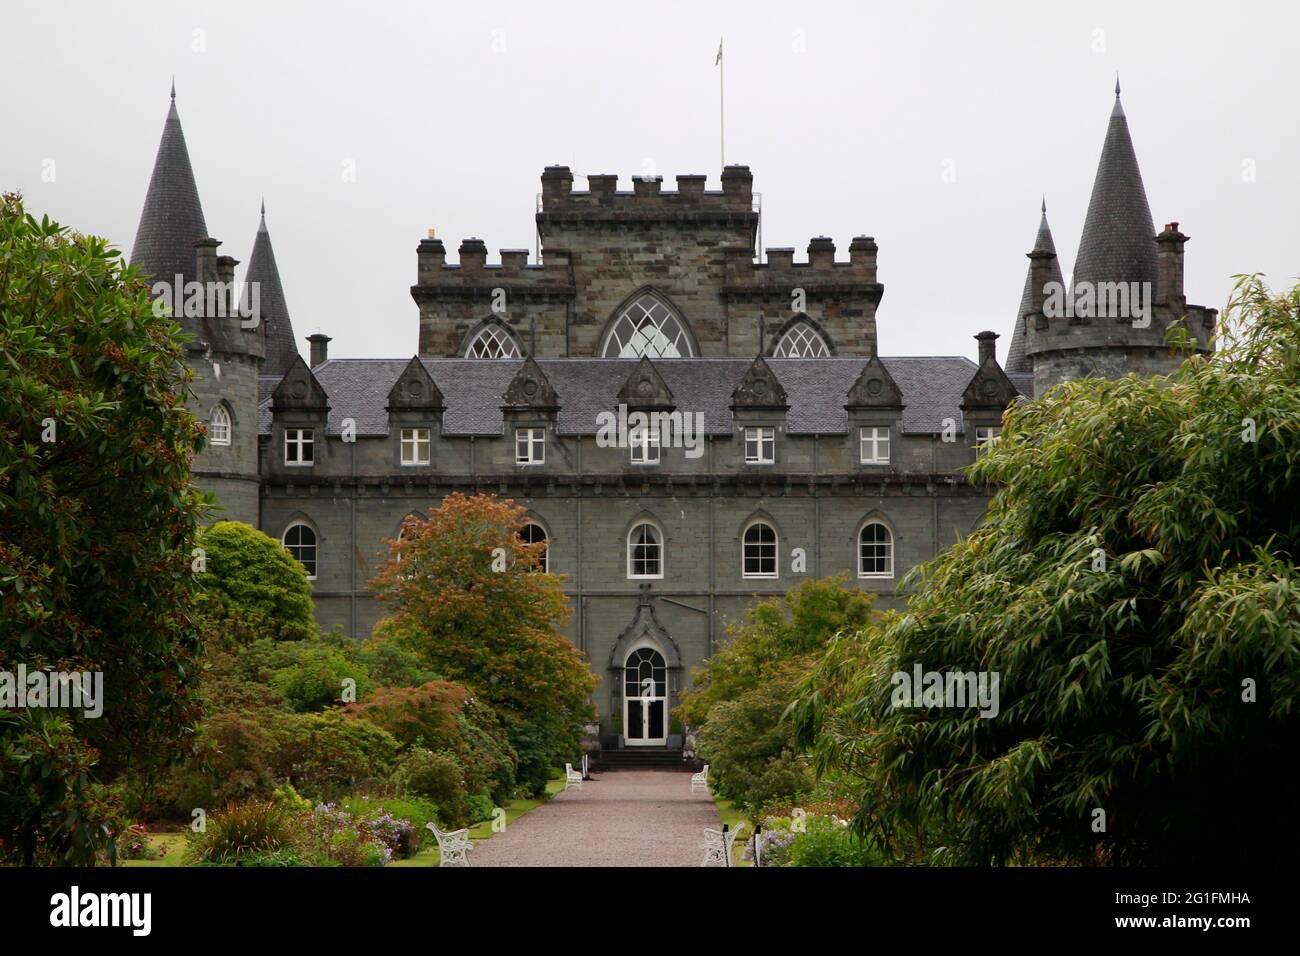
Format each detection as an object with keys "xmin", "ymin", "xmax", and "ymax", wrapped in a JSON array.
[
  {"xmin": 795, "ymin": 277, "xmax": 1300, "ymax": 866},
  {"xmin": 678, "ymin": 576, "xmax": 875, "ymax": 809},
  {"xmin": 371, "ymin": 493, "xmax": 595, "ymax": 794},
  {"xmin": 197, "ymin": 520, "xmax": 316, "ymax": 642},
  {"xmin": 0, "ymin": 195, "xmax": 206, "ymax": 864}
]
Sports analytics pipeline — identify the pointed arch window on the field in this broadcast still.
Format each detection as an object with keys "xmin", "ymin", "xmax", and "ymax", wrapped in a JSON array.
[
  {"xmin": 858, "ymin": 521, "xmax": 893, "ymax": 579},
  {"xmin": 602, "ymin": 294, "xmax": 695, "ymax": 358},
  {"xmin": 283, "ymin": 521, "xmax": 318, "ymax": 579},
  {"xmin": 465, "ymin": 322, "xmax": 521, "ymax": 359},
  {"xmin": 773, "ymin": 320, "xmax": 830, "ymax": 357},
  {"xmin": 209, "ymin": 404, "xmax": 232, "ymax": 446}
]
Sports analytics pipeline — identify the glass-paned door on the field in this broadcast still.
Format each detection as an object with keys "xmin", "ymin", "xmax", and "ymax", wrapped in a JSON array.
[{"xmin": 623, "ymin": 647, "xmax": 667, "ymax": 746}]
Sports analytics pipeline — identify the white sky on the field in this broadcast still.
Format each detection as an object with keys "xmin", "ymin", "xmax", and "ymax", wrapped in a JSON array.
[{"xmin": 4, "ymin": 0, "xmax": 1297, "ymax": 364}]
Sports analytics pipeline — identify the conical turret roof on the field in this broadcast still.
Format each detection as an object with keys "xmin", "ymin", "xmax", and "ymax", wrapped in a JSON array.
[
  {"xmin": 1072, "ymin": 80, "xmax": 1157, "ymax": 292},
  {"xmin": 245, "ymin": 201, "xmax": 298, "ymax": 377},
  {"xmin": 130, "ymin": 84, "xmax": 208, "ymax": 289},
  {"xmin": 1006, "ymin": 199, "xmax": 1065, "ymax": 374}
]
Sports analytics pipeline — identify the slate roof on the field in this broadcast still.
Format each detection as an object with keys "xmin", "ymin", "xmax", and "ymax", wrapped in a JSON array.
[
  {"xmin": 1072, "ymin": 85, "xmax": 1157, "ymax": 291},
  {"xmin": 1005, "ymin": 201, "xmax": 1064, "ymax": 379},
  {"xmin": 245, "ymin": 203, "xmax": 299, "ymax": 378},
  {"xmin": 130, "ymin": 88, "xmax": 208, "ymax": 290},
  {"xmin": 257, "ymin": 357, "xmax": 981, "ymax": 438}
]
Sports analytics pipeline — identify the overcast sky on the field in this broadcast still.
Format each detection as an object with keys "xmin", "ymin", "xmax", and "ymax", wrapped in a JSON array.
[{"xmin": 4, "ymin": 0, "xmax": 1297, "ymax": 364}]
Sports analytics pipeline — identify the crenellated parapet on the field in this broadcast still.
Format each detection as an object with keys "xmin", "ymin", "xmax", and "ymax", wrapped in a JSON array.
[{"xmin": 537, "ymin": 165, "xmax": 758, "ymax": 234}]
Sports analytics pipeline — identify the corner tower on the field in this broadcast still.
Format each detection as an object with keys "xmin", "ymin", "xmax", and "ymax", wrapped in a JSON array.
[
  {"xmin": 1023, "ymin": 82, "xmax": 1216, "ymax": 394},
  {"xmin": 131, "ymin": 84, "xmax": 264, "ymax": 525}
]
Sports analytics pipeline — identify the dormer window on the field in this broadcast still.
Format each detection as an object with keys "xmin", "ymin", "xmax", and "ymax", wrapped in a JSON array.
[
  {"xmin": 744, "ymin": 427, "xmax": 775, "ymax": 464},
  {"xmin": 285, "ymin": 428, "xmax": 314, "ymax": 466},
  {"xmin": 860, "ymin": 426, "xmax": 890, "ymax": 465},
  {"xmin": 975, "ymin": 426, "xmax": 1002, "ymax": 458},
  {"xmin": 516, "ymin": 427, "xmax": 545, "ymax": 465},
  {"xmin": 630, "ymin": 424, "xmax": 661, "ymax": 464},
  {"xmin": 400, "ymin": 427, "xmax": 431, "ymax": 465}
]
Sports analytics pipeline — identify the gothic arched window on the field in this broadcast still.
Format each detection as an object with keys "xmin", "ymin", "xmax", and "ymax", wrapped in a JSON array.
[
  {"xmin": 773, "ymin": 320, "xmax": 830, "ymax": 357},
  {"xmin": 601, "ymin": 294, "xmax": 695, "ymax": 358},
  {"xmin": 465, "ymin": 322, "xmax": 521, "ymax": 359},
  {"xmin": 209, "ymin": 403, "xmax": 232, "ymax": 446}
]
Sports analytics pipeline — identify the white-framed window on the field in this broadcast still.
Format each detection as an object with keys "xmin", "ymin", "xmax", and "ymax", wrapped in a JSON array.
[
  {"xmin": 284, "ymin": 428, "xmax": 314, "ymax": 466},
  {"xmin": 860, "ymin": 426, "xmax": 890, "ymax": 465},
  {"xmin": 515, "ymin": 427, "xmax": 545, "ymax": 465},
  {"xmin": 742, "ymin": 521, "xmax": 778, "ymax": 579},
  {"xmin": 773, "ymin": 320, "xmax": 830, "ymax": 357},
  {"xmin": 858, "ymin": 521, "xmax": 894, "ymax": 579},
  {"xmin": 209, "ymin": 404, "xmax": 231, "ymax": 446},
  {"xmin": 627, "ymin": 522, "xmax": 663, "ymax": 579},
  {"xmin": 283, "ymin": 521, "xmax": 318, "ymax": 579},
  {"xmin": 519, "ymin": 522, "xmax": 549, "ymax": 573},
  {"xmin": 744, "ymin": 426, "xmax": 775, "ymax": 464},
  {"xmin": 630, "ymin": 424, "xmax": 661, "ymax": 464},
  {"xmin": 465, "ymin": 322, "xmax": 521, "ymax": 359},
  {"xmin": 400, "ymin": 427, "xmax": 431, "ymax": 465},
  {"xmin": 974, "ymin": 426, "xmax": 1002, "ymax": 458}
]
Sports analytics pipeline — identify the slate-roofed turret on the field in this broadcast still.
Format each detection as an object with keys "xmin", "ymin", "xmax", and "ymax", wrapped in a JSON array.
[
  {"xmin": 1005, "ymin": 199, "xmax": 1064, "ymax": 377},
  {"xmin": 245, "ymin": 200, "xmax": 299, "ymax": 377}
]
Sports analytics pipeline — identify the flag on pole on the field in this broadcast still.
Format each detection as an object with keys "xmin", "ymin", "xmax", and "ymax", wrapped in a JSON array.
[{"xmin": 715, "ymin": 38, "xmax": 723, "ymax": 66}]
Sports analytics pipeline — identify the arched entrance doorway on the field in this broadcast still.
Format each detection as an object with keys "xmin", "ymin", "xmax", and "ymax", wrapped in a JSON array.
[{"xmin": 623, "ymin": 646, "xmax": 667, "ymax": 746}]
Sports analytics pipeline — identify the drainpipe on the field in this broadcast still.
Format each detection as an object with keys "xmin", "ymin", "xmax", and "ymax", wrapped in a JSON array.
[
  {"xmin": 707, "ymin": 435, "xmax": 715, "ymax": 657},
  {"xmin": 350, "ymin": 439, "xmax": 357, "ymax": 638}
]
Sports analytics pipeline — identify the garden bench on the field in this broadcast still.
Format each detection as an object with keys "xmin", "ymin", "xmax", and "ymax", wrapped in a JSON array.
[
  {"xmin": 691, "ymin": 763, "xmax": 709, "ymax": 793},
  {"xmin": 426, "ymin": 821, "xmax": 473, "ymax": 867},
  {"xmin": 565, "ymin": 762, "xmax": 583, "ymax": 790},
  {"xmin": 700, "ymin": 822, "xmax": 744, "ymax": 867}
]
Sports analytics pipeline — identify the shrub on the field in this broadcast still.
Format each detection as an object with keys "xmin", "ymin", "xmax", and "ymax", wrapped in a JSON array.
[
  {"xmin": 274, "ymin": 711, "xmax": 399, "ymax": 801},
  {"xmin": 391, "ymin": 749, "xmax": 466, "ymax": 825},
  {"xmin": 271, "ymin": 782, "xmax": 313, "ymax": 814},
  {"xmin": 363, "ymin": 812, "xmax": 419, "ymax": 859},
  {"xmin": 345, "ymin": 681, "xmax": 466, "ymax": 749},
  {"xmin": 186, "ymin": 802, "xmax": 303, "ymax": 865},
  {"xmin": 196, "ymin": 521, "xmax": 316, "ymax": 643},
  {"xmin": 466, "ymin": 793, "xmax": 495, "ymax": 825},
  {"xmin": 340, "ymin": 796, "xmax": 441, "ymax": 847},
  {"xmin": 159, "ymin": 708, "xmax": 282, "ymax": 812},
  {"xmin": 302, "ymin": 804, "xmax": 390, "ymax": 867},
  {"xmin": 269, "ymin": 645, "xmax": 373, "ymax": 713},
  {"xmin": 116, "ymin": 824, "xmax": 166, "ymax": 862},
  {"xmin": 787, "ymin": 815, "xmax": 884, "ymax": 868}
]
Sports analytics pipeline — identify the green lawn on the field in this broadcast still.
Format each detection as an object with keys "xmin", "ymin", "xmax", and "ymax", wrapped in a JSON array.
[
  {"xmin": 712, "ymin": 796, "xmax": 753, "ymax": 867},
  {"xmin": 124, "ymin": 774, "xmax": 570, "ymax": 868}
]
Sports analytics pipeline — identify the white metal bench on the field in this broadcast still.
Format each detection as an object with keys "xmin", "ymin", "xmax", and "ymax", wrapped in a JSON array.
[
  {"xmin": 691, "ymin": 763, "xmax": 710, "ymax": 793},
  {"xmin": 700, "ymin": 822, "xmax": 744, "ymax": 867},
  {"xmin": 426, "ymin": 821, "xmax": 473, "ymax": 867},
  {"xmin": 565, "ymin": 762, "xmax": 583, "ymax": 790}
]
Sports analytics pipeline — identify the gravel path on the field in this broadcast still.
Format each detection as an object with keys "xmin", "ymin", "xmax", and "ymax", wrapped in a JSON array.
[{"xmin": 470, "ymin": 770, "xmax": 721, "ymax": 867}]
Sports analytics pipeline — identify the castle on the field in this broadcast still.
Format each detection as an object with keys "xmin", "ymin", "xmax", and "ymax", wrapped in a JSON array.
[{"xmin": 130, "ymin": 82, "xmax": 1215, "ymax": 745}]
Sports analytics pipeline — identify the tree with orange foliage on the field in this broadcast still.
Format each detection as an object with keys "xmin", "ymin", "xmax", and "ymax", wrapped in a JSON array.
[{"xmin": 371, "ymin": 493, "xmax": 595, "ymax": 794}]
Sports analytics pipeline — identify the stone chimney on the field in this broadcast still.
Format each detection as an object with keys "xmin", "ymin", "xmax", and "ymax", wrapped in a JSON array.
[
  {"xmin": 975, "ymin": 330, "xmax": 998, "ymax": 365},
  {"xmin": 307, "ymin": 333, "xmax": 331, "ymax": 367}
]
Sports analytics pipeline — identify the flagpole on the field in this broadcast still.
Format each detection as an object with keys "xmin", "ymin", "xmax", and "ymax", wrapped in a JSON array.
[{"xmin": 719, "ymin": 40, "xmax": 725, "ymax": 169}]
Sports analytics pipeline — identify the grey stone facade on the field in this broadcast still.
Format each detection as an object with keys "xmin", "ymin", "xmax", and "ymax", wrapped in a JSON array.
[{"xmin": 129, "ymin": 84, "xmax": 1214, "ymax": 740}]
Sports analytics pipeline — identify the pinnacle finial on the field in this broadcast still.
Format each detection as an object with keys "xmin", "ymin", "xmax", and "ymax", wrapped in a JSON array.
[
  {"xmin": 260, "ymin": 196, "xmax": 266, "ymax": 218},
  {"xmin": 1115, "ymin": 73, "xmax": 1121, "ymax": 98},
  {"xmin": 1041, "ymin": 196, "xmax": 1047, "ymax": 214},
  {"xmin": 170, "ymin": 76, "xmax": 176, "ymax": 101}
]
